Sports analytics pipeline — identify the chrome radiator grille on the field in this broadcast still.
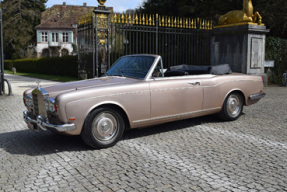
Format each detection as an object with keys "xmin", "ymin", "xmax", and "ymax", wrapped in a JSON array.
[
  {"xmin": 32, "ymin": 88, "xmax": 48, "ymax": 118},
  {"xmin": 32, "ymin": 92, "xmax": 39, "ymax": 115}
]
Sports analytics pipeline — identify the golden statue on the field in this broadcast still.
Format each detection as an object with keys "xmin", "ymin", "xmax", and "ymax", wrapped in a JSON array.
[
  {"xmin": 97, "ymin": 0, "xmax": 107, "ymax": 6},
  {"xmin": 219, "ymin": 0, "xmax": 262, "ymax": 26}
]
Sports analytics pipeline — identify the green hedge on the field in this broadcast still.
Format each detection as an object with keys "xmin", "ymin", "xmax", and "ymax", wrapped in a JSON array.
[
  {"xmin": 265, "ymin": 37, "xmax": 287, "ymax": 84},
  {"xmin": 4, "ymin": 56, "xmax": 78, "ymax": 77}
]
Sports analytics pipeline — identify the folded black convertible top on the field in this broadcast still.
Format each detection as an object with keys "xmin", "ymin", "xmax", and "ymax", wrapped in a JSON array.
[{"xmin": 164, "ymin": 64, "xmax": 232, "ymax": 77}]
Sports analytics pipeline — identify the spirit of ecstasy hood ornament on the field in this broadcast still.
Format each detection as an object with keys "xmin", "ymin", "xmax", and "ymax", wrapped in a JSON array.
[{"xmin": 36, "ymin": 80, "xmax": 41, "ymax": 90}]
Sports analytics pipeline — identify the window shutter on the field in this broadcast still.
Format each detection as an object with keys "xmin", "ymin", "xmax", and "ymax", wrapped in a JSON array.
[
  {"xmin": 58, "ymin": 32, "xmax": 62, "ymax": 43},
  {"xmin": 37, "ymin": 31, "xmax": 41, "ymax": 43},
  {"xmin": 48, "ymin": 32, "xmax": 52, "ymax": 41},
  {"xmin": 68, "ymin": 32, "xmax": 73, "ymax": 43}
]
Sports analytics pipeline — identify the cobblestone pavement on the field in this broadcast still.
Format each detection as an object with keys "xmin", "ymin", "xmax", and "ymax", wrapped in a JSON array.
[{"xmin": 1, "ymin": 74, "xmax": 287, "ymax": 192}]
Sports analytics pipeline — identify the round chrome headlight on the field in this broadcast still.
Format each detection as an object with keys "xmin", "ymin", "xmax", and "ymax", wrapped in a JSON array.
[
  {"xmin": 45, "ymin": 99, "xmax": 57, "ymax": 113},
  {"xmin": 24, "ymin": 96, "xmax": 33, "ymax": 109}
]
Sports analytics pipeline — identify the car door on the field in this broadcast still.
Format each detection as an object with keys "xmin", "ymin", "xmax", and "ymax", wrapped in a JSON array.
[{"xmin": 149, "ymin": 76, "xmax": 203, "ymax": 122}]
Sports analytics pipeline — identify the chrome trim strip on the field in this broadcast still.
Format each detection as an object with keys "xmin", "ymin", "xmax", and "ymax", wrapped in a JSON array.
[
  {"xmin": 23, "ymin": 111, "xmax": 77, "ymax": 132},
  {"xmin": 133, "ymin": 107, "xmax": 221, "ymax": 124}
]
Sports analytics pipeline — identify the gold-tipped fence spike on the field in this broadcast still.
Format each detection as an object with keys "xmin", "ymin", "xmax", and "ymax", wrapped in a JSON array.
[
  {"xmin": 166, "ymin": 17, "xmax": 170, "ymax": 27},
  {"xmin": 161, "ymin": 16, "xmax": 164, "ymax": 27},
  {"xmin": 120, "ymin": 13, "xmax": 124, "ymax": 23},
  {"xmin": 129, "ymin": 14, "xmax": 132, "ymax": 24},
  {"xmin": 136, "ymin": 13, "xmax": 139, "ymax": 25},
  {"xmin": 139, "ymin": 13, "xmax": 142, "ymax": 25},
  {"xmin": 184, "ymin": 18, "xmax": 187, "ymax": 28},
  {"xmin": 114, "ymin": 13, "xmax": 117, "ymax": 23},
  {"xmin": 192, "ymin": 18, "xmax": 194, "ymax": 29},
  {"xmin": 210, "ymin": 20, "xmax": 213, "ymax": 30},
  {"xmin": 142, "ymin": 14, "xmax": 145, "ymax": 25},
  {"xmin": 173, "ymin": 17, "xmax": 176, "ymax": 28},
  {"xmin": 153, "ymin": 15, "xmax": 155, "ymax": 26},
  {"xmin": 149, "ymin": 15, "xmax": 152, "ymax": 26}
]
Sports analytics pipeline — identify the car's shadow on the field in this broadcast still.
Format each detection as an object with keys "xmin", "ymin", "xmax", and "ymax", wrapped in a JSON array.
[{"xmin": 1, "ymin": 115, "xmax": 224, "ymax": 156}]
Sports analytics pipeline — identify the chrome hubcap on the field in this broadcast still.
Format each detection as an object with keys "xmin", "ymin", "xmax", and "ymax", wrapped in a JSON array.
[
  {"xmin": 92, "ymin": 112, "xmax": 118, "ymax": 141},
  {"xmin": 227, "ymin": 95, "xmax": 241, "ymax": 117}
]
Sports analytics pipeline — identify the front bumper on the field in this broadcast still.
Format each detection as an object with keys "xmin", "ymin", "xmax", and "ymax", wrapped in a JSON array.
[
  {"xmin": 23, "ymin": 111, "xmax": 77, "ymax": 132},
  {"xmin": 249, "ymin": 92, "xmax": 266, "ymax": 101}
]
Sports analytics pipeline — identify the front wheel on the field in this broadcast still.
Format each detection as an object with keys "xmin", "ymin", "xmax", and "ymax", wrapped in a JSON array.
[
  {"xmin": 81, "ymin": 107, "xmax": 125, "ymax": 149},
  {"xmin": 219, "ymin": 93, "xmax": 244, "ymax": 121}
]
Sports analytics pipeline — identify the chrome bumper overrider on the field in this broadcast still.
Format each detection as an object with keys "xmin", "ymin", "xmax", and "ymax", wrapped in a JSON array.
[
  {"xmin": 23, "ymin": 111, "xmax": 77, "ymax": 132},
  {"xmin": 249, "ymin": 93, "xmax": 266, "ymax": 101}
]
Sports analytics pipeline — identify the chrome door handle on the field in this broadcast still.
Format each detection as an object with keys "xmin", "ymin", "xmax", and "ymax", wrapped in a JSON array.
[{"xmin": 189, "ymin": 82, "xmax": 200, "ymax": 85}]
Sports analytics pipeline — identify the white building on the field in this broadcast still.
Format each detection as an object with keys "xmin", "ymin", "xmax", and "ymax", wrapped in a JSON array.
[{"xmin": 35, "ymin": 2, "xmax": 93, "ymax": 58}]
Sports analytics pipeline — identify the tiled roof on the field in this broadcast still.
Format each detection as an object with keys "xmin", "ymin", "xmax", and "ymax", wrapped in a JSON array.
[
  {"xmin": 35, "ymin": 4, "xmax": 94, "ymax": 29},
  {"xmin": 35, "ymin": 15, "xmax": 74, "ymax": 29}
]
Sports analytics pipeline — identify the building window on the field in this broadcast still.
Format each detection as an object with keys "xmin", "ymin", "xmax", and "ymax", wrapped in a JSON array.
[
  {"xmin": 63, "ymin": 32, "xmax": 69, "ymax": 42},
  {"xmin": 52, "ymin": 33, "xmax": 58, "ymax": 42},
  {"xmin": 41, "ymin": 32, "xmax": 48, "ymax": 42}
]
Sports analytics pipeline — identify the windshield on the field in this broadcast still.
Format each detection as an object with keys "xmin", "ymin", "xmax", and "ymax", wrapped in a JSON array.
[{"xmin": 107, "ymin": 56, "xmax": 156, "ymax": 79}]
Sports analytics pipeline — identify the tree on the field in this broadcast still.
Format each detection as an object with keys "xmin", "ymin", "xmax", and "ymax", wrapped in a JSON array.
[
  {"xmin": 2, "ymin": 0, "xmax": 47, "ymax": 59},
  {"xmin": 138, "ymin": 0, "xmax": 199, "ymax": 17}
]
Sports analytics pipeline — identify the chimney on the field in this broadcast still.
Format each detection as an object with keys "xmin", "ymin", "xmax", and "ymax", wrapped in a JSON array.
[
  {"xmin": 63, "ymin": 2, "xmax": 66, "ymax": 7},
  {"xmin": 83, "ymin": 3, "xmax": 87, "ymax": 7}
]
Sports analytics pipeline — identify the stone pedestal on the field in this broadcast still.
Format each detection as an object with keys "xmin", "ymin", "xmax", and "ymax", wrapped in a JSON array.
[{"xmin": 211, "ymin": 24, "xmax": 269, "ymax": 79}]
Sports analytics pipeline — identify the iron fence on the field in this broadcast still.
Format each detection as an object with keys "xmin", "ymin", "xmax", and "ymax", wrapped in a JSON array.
[{"xmin": 78, "ymin": 12, "xmax": 212, "ymax": 78}]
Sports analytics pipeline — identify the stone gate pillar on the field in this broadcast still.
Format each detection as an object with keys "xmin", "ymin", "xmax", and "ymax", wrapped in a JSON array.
[
  {"xmin": 210, "ymin": 0, "xmax": 270, "ymax": 84},
  {"xmin": 94, "ymin": 0, "xmax": 110, "ymax": 77},
  {"xmin": 211, "ymin": 25, "xmax": 269, "ymax": 77}
]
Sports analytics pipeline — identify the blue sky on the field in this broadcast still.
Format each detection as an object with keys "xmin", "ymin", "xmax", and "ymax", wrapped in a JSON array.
[{"xmin": 45, "ymin": 0, "xmax": 144, "ymax": 12}]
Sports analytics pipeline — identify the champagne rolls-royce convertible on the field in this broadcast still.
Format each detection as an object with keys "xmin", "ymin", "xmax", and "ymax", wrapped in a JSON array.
[{"xmin": 23, "ymin": 55, "xmax": 265, "ymax": 148}]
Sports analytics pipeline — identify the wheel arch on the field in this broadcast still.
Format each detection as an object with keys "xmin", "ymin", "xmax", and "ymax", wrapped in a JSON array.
[
  {"xmin": 223, "ymin": 89, "xmax": 246, "ymax": 106},
  {"xmin": 83, "ymin": 103, "xmax": 131, "ymax": 133}
]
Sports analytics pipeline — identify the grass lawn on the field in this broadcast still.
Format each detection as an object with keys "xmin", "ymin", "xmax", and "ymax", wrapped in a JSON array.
[{"xmin": 4, "ymin": 70, "xmax": 78, "ymax": 82}]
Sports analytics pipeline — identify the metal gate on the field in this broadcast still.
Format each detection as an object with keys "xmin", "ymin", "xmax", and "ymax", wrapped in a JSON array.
[
  {"xmin": 0, "ymin": 4, "xmax": 12, "ymax": 96},
  {"xmin": 78, "ymin": 9, "xmax": 212, "ymax": 79},
  {"xmin": 0, "ymin": 5, "xmax": 5, "ymax": 94}
]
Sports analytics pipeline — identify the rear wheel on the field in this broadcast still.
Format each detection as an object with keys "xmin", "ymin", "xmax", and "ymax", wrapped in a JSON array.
[
  {"xmin": 81, "ymin": 107, "xmax": 125, "ymax": 149},
  {"xmin": 219, "ymin": 93, "xmax": 243, "ymax": 121}
]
